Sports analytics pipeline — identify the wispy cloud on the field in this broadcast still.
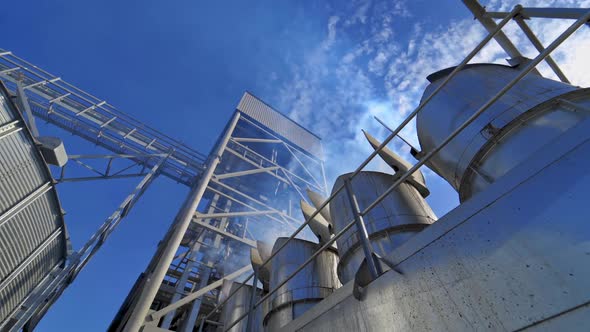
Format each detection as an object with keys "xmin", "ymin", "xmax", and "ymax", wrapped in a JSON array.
[{"xmin": 271, "ymin": 0, "xmax": 590, "ymax": 214}]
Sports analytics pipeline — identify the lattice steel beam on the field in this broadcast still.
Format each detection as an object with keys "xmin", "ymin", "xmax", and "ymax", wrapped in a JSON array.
[{"xmin": 0, "ymin": 50, "xmax": 207, "ymax": 186}]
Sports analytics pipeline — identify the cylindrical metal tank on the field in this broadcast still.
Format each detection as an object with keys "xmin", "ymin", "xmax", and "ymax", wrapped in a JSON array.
[
  {"xmin": 263, "ymin": 238, "xmax": 340, "ymax": 331},
  {"xmin": 218, "ymin": 281, "xmax": 262, "ymax": 332},
  {"xmin": 417, "ymin": 63, "xmax": 590, "ymax": 200},
  {"xmin": 0, "ymin": 83, "xmax": 69, "ymax": 328},
  {"xmin": 330, "ymin": 171, "xmax": 436, "ymax": 284}
]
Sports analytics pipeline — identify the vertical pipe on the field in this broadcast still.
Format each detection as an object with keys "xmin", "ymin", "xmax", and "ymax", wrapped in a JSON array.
[
  {"xmin": 179, "ymin": 266, "xmax": 211, "ymax": 332},
  {"xmin": 245, "ymin": 272, "xmax": 258, "ymax": 332},
  {"xmin": 344, "ymin": 179, "xmax": 381, "ymax": 279},
  {"xmin": 124, "ymin": 111, "xmax": 241, "ymax": 332}
]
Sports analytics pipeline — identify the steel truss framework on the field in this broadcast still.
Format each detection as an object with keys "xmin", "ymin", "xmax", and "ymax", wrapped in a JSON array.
[
  {"xmin": 0, "ymin": 45, "xmax": 326, "ymax": 331},
  {"xmin": 2, "ymin": 150, "xmax": 170, "ymax": 332},
  {"xmin": 0, "ymin": 49, "xmax": 327, "ymax": 331},
  {"xmin": 115, "ymin": 106, "xmax": 327, "ymax": 331},
  {"xmin": 0, "ymin": 52, "xmax": 205, "ymax": 330},
  {"xmin": 1, "ymin": 0, "xmax": 582, "ymax": 331},
  {"xmin": 0, "ymin": 52, "xmax": 207, "ymax": 186},
  {"xmin": 124, "ymin": 2, "xmax": 587, "ymax": 332},
  {"xmin": 0, "ymin": 52, "xmax": 326, "ymax": 331}
]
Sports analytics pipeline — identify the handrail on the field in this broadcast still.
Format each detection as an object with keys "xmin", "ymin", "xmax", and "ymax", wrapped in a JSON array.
[
  {"xmin": 198, "ymin": 5, "xmax": 590, "ymax": 332},
  {"xmin": 359, "ymin": 7, "xmax": 590, "ymax": 216},
  {"xmin": 196, "ymin": 5, "xmax": 525, "ymax": 331}
]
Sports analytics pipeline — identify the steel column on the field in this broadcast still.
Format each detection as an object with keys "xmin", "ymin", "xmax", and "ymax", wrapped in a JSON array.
[
  {"xmin": 123, "ymin": 111, "xmax": 241, "ymax": 332},
  {"xmin": 7, "ymin": 156, "xmax": 168, "ymax": 332},
  {"xmin": 161, "ymin": 193, "xmax": 220, "ymax": 329}
]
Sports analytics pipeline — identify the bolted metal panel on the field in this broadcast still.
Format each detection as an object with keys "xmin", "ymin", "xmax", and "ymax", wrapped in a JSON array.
[
  {"xmin": 237, "ymin": 92, "xmax": 324, "ymax": 159},
  {"xmin": 264, "ymin": 237, "xmax": 340, "ymax": 331},
  {"xmin": 0, "ymin": 83, "xmax": 68, "ymax": 327},
  {"xmin": 330, "ymin": 171, "xmax": 436, "ymax": 284},
  {"xmin": 417, "ymin": 64, "xmax": 577, "ymax": 194},
  {"xmin": 459, "ymin": 88, "xmax": 590, "ymax": 200}
]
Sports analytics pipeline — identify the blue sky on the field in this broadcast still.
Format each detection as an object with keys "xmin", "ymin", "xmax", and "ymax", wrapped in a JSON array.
[{"xmin": 2, "ymin": 0, "xmax": 589, "ymax": 331}]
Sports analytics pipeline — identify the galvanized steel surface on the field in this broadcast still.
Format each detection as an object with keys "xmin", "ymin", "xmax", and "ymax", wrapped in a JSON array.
[
  {"xmin": 285, "ymin": 115, "xmax": 590, "ymax": 332},
  {"xmin": 417, "ymin": 64, "xmax": 576, "ymax": 194},
  {"xmin": 264, "ymin": 237, "xmax": 340, "ymax": 331},
  {"xmin": 330, "ymin": 171, "xmax": 436, "ymax": 283},
  {"xmin": 218, "ymin": 282, "xmax": 261, "ymax": 332},
  {"xmin": 0, "ymin": 84, "xmax": 67, "ymax": 326}
]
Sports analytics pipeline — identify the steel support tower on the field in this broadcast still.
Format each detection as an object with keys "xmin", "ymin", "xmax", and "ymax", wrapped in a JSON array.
[
  {"xmin": 0, "ymin": 51, "xmax": 202, "ymax": 331},
  {"xmin": 112, "ymin": 93, "xmax": 327, "ymax": 331},
  {"xmin": 0, "ymin": 50, "xmax": 325, "ymax": 331}
]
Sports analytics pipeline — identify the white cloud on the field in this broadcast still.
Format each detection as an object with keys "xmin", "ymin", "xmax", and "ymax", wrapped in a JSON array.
[
  {"xmin": 272, "ymin": 0, "xmax": 590, "ymax": 214},
  {"xmin": 322, "ymin": 16, "xmax": 341, "ymax": 51}
]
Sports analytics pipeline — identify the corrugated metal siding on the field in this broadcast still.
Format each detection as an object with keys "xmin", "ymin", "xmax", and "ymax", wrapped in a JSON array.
[
  {"xmin": 0, "ymin": 233, "xmax": 64, "ymax": 321},
  {"xmin": 236, "ymin": 92, "xmax": 324, "ymax": 159},
  {"xmin": 0, "ymin": 130, "xmax": 47, "ymax": 212},
  {"xmin": 0, "ymin": 85, "xmax": 67, "ymax": 325},
  {"xmin": 0, "ymin": 191, "xmax": 63, "ymax": 278}
]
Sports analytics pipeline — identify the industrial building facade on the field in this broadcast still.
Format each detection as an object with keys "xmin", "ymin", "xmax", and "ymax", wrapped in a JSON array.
[{"xmin": 110, "ymin": 92, "xmax": 327, "ymax": 331}]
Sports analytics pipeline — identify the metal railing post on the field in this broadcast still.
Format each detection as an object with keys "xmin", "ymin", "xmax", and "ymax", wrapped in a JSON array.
[
  {"xmin": 245, "ymin": 272, "xmax": 258, "ymax": 332},
  {"xmin": 344, "ymin": 179, "xmax": 381, "ymax": 279}
]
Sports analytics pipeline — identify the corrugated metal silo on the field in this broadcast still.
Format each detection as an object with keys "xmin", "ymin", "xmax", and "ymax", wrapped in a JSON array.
[{"xmin": 0, "ymin": 82, "xmax": 69, "ymax": 328}]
